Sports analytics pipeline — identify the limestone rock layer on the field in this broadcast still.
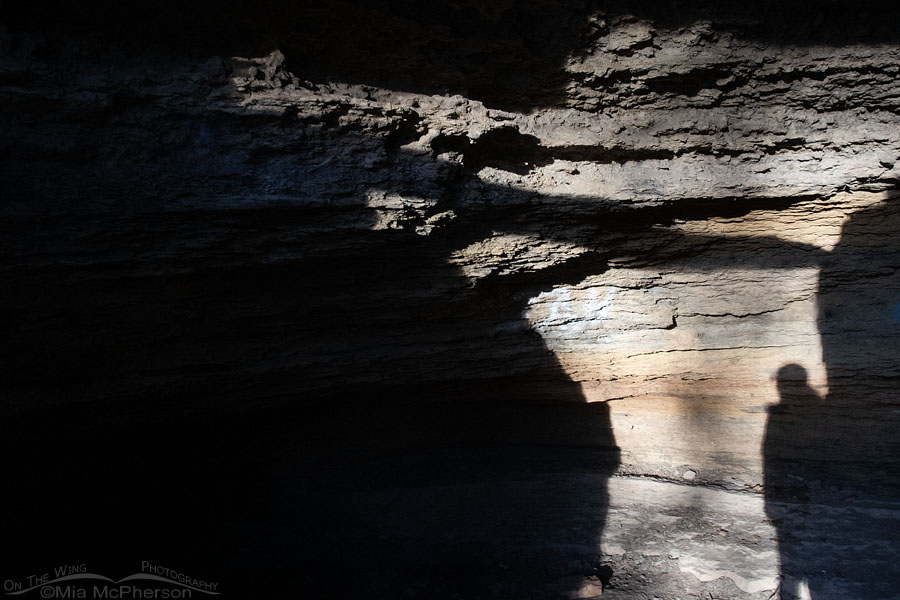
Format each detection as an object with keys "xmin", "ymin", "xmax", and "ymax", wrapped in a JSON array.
[{"xmin": 2, "ymin": 2, "xmax": 900, "ymax": 598}]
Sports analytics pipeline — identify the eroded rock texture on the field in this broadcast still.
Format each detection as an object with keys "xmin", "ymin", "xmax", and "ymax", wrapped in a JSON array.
[{"xmin": 2, "ymin": 2, "xmax": 900, "ymax": 598}]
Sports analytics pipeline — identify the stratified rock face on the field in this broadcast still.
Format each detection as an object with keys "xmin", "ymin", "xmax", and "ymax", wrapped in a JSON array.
[
  {"xmin": 2, "ymin": 1, "xmax": 900, "ymax": 597},
  {"xmin": 4, "ymin": 0, "xmax": 900, "ymax": 477}
]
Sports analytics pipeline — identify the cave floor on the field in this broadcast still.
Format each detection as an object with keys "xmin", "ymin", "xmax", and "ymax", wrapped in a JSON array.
[{"xmin": 4, "ymin": 399, "xmax": 900, "ymax": 599}]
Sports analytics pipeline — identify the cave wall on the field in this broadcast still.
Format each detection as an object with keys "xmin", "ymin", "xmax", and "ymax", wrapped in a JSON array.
[
  {"xmin": 2, "ymin": 2, "xmax": 900, "ymax": 595},
  {"xmin": 4, "ymin": 0, "xmax": 900, "ymax": 484}
]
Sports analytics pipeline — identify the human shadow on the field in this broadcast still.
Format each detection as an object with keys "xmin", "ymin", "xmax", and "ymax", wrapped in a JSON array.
[
  {"xmin": 764, "ymin": 364, "xmax": 829, "ymax": 599},
  {"xmin": 763, "ymin": 198, "xmax": 900, "ymax": 599}
]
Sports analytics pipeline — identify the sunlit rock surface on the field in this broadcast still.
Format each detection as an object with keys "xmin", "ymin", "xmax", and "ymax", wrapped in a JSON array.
[{"xmin": 2, "ymin": 2, "xmax": 900, "ymax": 598}]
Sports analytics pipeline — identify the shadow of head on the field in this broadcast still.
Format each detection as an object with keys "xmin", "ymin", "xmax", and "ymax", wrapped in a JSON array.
[{"xmin": 774, "ymin": 363, "xmax": 818, "ymax": 404}]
